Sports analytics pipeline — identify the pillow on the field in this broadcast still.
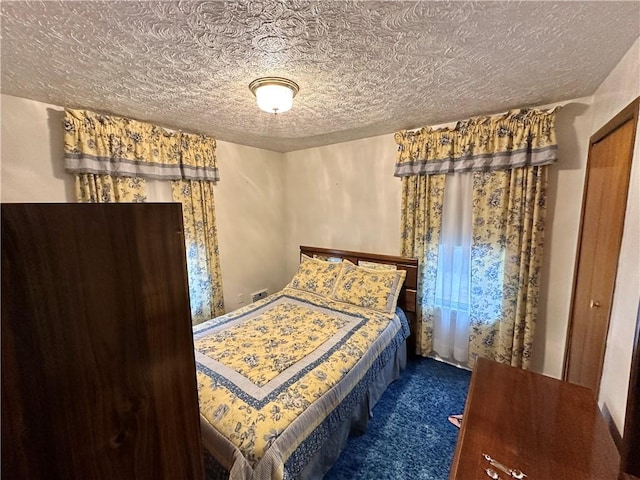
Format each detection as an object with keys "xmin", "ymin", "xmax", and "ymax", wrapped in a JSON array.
[
  {"xmin": 287, "ymin": 255, "xmax": 343, "ymax": 297},
  {"xmin": 358, "ymin": 260, "xmax": 397, "ymax": 271},
  {"xmin": 303, "ymin": 253, "xmax": 343, "ymax": 263},
  {"xmin": 331, "ymin": 260, "xmax": 406, "ymax": 314}
]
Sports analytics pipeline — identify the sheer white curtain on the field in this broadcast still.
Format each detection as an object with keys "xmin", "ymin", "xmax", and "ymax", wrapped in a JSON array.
[{"xmin": 433, "ymin": 172, "xmax": 473, "ymax": 364}]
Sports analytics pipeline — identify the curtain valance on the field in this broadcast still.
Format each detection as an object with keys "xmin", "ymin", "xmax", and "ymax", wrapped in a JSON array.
[
  {"xmin": 64, "ymin": 109, "xmax": 219, "ymax": 182},
  {"xmin": 394, "ymin": 108, "xmax": 558, "ymax": 177}
]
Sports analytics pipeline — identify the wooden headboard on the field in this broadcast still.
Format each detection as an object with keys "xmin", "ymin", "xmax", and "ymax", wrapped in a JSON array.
[{"xmin": 299, "ymin": 245, "xmax": 418, "ymax": 316}]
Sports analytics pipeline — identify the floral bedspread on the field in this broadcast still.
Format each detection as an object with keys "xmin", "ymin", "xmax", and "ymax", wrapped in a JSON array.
[{"xmin": 193, "ymin": 287, "xmax": 407, "ymax": 480}]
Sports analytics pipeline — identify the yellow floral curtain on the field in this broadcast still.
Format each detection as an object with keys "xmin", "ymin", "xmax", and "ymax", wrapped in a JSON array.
[
  {"xmin": 63, "ymin": 109, "xmax": 218, "ymax": 181},
  {"xmin": 75, "ymin": 174, "xmax": 146, "ymax": 203},
  {"xmin": 396, "ymin": 108, "xmax": 557, "ymax": 368},
  {"xmin": 468, "ymin": 167, "xmax": 547, "ymax": 369},
  {"xmin": 395, "ymin": 108, "xmax": 558, "ymax": 177},
  {"xmin": 171, "ymin": 133, "xmax": 225, "ymax": 322},
  {"xmin": 399, "ymin": 172, "xmax": 445, "ymax": 356},
  {"xmin": 64, "ymin": 109, "xmax": 224, "ymax": 323}
]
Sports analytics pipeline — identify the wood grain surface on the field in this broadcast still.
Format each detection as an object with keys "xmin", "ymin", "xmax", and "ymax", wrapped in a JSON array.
[
  {"xmin": 564, "ymin": 106, "xmax": 637, "ymax": 394},
  {"xmin": 450, "ymin": 358, "xmax": 620, "ymax": 480},
  {"xmin": 2, "ymin": 203, "xmax": 203, "ymax": 480}
]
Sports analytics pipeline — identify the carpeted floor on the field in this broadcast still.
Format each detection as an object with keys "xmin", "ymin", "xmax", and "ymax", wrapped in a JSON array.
[{"xmin": 325, "ymin": 357, "xmax": 471, "ymax": 480}]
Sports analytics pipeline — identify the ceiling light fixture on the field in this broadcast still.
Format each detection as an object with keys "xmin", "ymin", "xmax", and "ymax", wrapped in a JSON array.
[{"xmin": 249, "ymin": 77, "xmax": 299, "ymax": 114}]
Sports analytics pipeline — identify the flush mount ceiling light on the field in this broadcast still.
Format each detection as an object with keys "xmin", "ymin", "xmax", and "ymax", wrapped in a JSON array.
[{"xmin": 249, "ymin": 77, "xmax": 299, "ymax": 114}]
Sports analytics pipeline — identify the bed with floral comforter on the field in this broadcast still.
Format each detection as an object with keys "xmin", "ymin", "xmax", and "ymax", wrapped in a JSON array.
[{"xmin": 193, "ymin": 284, "xmax": 409, "ymax": 480}]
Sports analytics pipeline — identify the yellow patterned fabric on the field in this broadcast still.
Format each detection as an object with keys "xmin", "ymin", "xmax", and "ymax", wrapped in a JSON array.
[
  {"xmin": 397, "ymin": 108, "xmax": 556, "ymax": 365},
  {"xmin": 287, "ymin": 255, "xmax": 343, "ymax": 297},
  {"xmin": 400, "ymin": 174, "xmax": 445, "ymax": 355},
  {"xmin": 194, "ymin": 287, "xmax": 406, "ymax": 478},
  {"xmin": 64, "ymin": 108, "xmax": 219, "ymax": 181},
  {"xmin": 468, "ymin": 167, "xmax": 547, "ymax": 369},
  {"xmin": 172, "ymin": 179, "xmax": 225, "ymax": 323},
  {"xmin": 331, "ymin": 260, "xmax": 406, "ymax": 314},
  {"xmin": 75, "ymin": 173, "xmax": 146, "ymax": 203},
  {"xmin": 394, "ymin": 108, "xmax": 558, "ymax": 177},
  {"xmin": 178, "ymin": 131, "xmax": 220, "ymax": 181},
  {"xmin": 358, "ymin": 260, "xmax": 397, "ymax": 271},
  {"xmin": 197, "ymin": 302, "xmax": 351, "ymax": 387}
]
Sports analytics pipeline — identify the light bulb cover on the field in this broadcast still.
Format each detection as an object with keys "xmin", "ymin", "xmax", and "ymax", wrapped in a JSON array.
[{"xmin": 249, "ymin": 77, "xmax": 299, "ymax": 114}]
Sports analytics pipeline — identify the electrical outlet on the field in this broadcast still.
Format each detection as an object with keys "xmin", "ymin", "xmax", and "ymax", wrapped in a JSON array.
[
  {"xmin": 251, "ymin": 289, "xmax": 268, "ymax": 302},
  {"xmin": 236, "ymin": 293, "xmax": 244, "ymax": 305}
]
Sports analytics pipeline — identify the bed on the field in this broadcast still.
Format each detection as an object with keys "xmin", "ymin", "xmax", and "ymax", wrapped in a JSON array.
[{"xmin": 194, "ymin": 246, "xmax": 418, "ymax": 480}]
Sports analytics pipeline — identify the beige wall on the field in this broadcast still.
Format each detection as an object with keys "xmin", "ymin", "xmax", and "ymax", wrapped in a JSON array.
[
  {"xmin": 594, "ymin": 37, "xmax": 640, "ymax": 435},
  {"xmin": 1, "ymin": 95, "xmax": 74, "ymax": 202},
  {"xmin": 532, "ymin": 100, "xmax": 593, "ymax": 377},
  {"xmin": 282, "ymin": 134, "xmax": 401, "ymax": 277},
  {"xmin": 214, "ymin": 142, "xmax": 287, "ymax": 311},
  {"xmin": 0, "ymin": 94, "xmax": 288, "ymax": 313}
]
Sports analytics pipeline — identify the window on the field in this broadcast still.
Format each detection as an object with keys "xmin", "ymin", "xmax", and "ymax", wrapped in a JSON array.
[{"xmin": 432, "ymin": 173, "xmax": 472, "ymax": 363}]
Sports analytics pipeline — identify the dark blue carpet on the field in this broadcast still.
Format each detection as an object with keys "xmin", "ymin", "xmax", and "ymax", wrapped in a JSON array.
[{"xmin": 325, "ymin": 357, "xmax": 471, "ymax": 480}]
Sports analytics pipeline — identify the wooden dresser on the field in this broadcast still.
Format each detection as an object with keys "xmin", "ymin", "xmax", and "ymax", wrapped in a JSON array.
[
  {"xmin": 2, "ymin": 203, "xmax": 203, "ymax": 480},
  {"xmin": 450, "ymin": 358, "xmax": 620, "ymax": 480}
]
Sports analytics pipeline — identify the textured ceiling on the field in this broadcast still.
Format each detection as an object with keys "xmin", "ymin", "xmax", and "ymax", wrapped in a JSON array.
[{"xmin": 2, "ymin": 1, "xmax": 639, "ymax": 152}]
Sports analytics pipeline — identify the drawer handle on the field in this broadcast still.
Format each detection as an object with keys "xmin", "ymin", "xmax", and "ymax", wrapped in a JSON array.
[
  {"xmin": 485, "ymin": 468, "xmax": 501, "ymax": 479},
  {"xmin": 483, "ymin": 453, "xmax": 527, "ymax": 479},
  {"xmin": 590, "ymin": 299, "xmax": 601, "ymax": 308}
]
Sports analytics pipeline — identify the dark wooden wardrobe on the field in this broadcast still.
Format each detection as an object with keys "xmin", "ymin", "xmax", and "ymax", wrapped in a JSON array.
[{"xmin": 2, "ymin": 203, "xmax": 203, "ymax": 480}]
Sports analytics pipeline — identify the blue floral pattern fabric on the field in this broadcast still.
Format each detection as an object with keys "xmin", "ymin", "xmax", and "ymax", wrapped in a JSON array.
[
  {"xmin": 398, "ymin": 108, "xmax": 556, "ymax": 366},
  {"xmin": 400, "ymin": 174, "xmax": 445, "ymax": 356},
  {"xmin": 287, "ymin": 256, "xmax": 342, "ymax": 298},
  {"xmin": 331, "ymin": 260, "xmax": 406, "ymax": 314},
  {"xmin": 468, "ymin": 167, "xmax": 547, "ymax": 369},
  {"xmin": 193, "ymin": 287, "xmax": 407, "ymax": 479},
  {"xmin": 394, "ymin": 108, "xmax": 558, "ymax": 177}
]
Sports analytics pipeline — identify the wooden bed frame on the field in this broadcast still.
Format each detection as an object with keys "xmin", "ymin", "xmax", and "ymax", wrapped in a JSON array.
[{"xmin": 300, "ymin": 246, "xmax": 419, "ymax": 354}]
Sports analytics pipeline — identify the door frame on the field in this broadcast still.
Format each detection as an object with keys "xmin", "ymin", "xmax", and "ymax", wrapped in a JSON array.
[{"xmin": 562, "ymin": 97, "xmax": 639, "ymax": 392}]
